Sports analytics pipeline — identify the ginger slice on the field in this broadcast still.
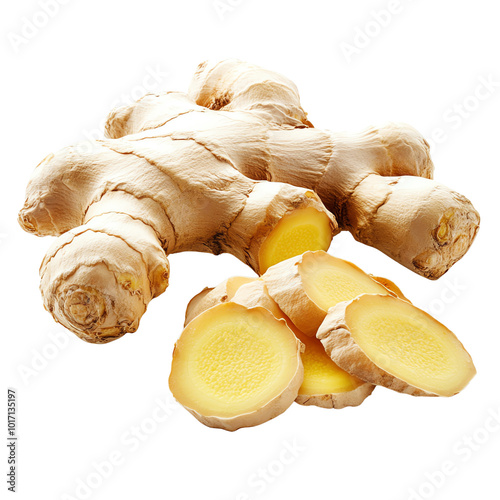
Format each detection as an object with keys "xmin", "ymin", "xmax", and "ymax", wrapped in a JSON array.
[
  {"xmin": 293, "ymin": 328, "xmax": 374, "ymax": 409},
  {"xmin": 317, "ymin": 294, "xmax": 476, "ymax": 397},
  {"xmin": 258, "ymin": 207, "xmax": 333, "ymax": 273},
  {"xmin": 264, "ymin": 251, "xmax": 393, "ymax": 336},
  {"xmin": 169, "ymin": 302, "xmax": 303, "ymax": 431}
]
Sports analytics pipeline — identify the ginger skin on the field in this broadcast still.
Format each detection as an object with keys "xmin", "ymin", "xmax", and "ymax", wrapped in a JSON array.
[{"xmin": 19, "ymin": 60, "xmax": 479, "ymax": 342}]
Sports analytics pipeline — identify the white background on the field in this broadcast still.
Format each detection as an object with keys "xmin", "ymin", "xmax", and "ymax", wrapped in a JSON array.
[{"xmin": 2, "ymin": 1, "xmax": 499, "ymax": 499}]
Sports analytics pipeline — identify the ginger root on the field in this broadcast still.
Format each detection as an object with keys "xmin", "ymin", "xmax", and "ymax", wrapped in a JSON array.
[
  {"xmin": 19, "ymin": 59, "xmax": 479, "ymax": 342},
  {"xmin": 369, "ymin": 275, "xmax": 411, "ymax": 303},
  {"xmin": 20, "ymin": 148, "xmax": 333, "ymax": 343},
  {"xmin": 188, "ymin": 60, "xmax": 479, "ymax": 278}
]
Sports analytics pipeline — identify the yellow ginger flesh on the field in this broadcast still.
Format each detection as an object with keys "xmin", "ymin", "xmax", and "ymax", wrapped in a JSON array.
[
  {"xmin": 300, "ymin": 252, "xmax": 390, "ymax": 312},
  {"xmin": 294, "ymin": 329, "xmax": 365, "ymax": 396},
  {"xmin": 169, "ymin": 303, "xmax": 302, "ymax": 421},
  {"xmin": 346, "ymin": 295, "xmax": 476, "ymax": 396},
  {"xmin": 259, "ymin": 207, "xmax": 333, "ymax": 273}
]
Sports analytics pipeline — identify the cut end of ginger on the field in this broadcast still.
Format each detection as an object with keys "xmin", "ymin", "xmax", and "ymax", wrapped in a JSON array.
[
  {"xmin": 169, "ymin": 302, "xmax": 303, "ymax": 431},
  {"xmin": 320, "ymin": 294, "xmax": 476, "ymax": 397},
  {"xmin": 258, "ymin": 207, "xmax": 332, "ymax": 273}
]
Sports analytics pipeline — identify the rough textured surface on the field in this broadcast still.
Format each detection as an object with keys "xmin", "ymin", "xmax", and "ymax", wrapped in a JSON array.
[
  {"xmin": 19, "ymin": 113, "xmax": 334, "ymax": 342},
  {"xmin": 186, "ymin": 60, "xmax": 479, "ymax": 278},
  {"xmin": 295, "ymin": 383, "xmax": 374, "ymax": 409},
  {"xmin": 19, "ymin": 59, "xmax": 480, "ymax": 341}
]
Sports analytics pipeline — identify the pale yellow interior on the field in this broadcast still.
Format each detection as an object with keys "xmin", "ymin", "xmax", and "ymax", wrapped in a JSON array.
[
  {"xmin": 294, "ymin": 329, "xmax": 364, "ymax": 396},
  {"xmin": 169, "ymin": 303, "xmax": 300, "ymax": 418},
  {"xmin": 258, "ymin": 207, "xmax": 332, "ymax": 273},
  {"xmin": 300, "ymin": 252, "xmax": 390, "ymax": 312},
  {"xmin": 346, "ymin": 295, "xmax": 476, "ymax": 397}
]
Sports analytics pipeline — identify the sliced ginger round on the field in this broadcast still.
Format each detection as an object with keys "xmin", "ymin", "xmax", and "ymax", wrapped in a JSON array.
[
  {"xmin": 300, "ymin": 252, "xmax": 390, "ymax": 311},
  {"xmin": 294, "ymin": 328, "xmax": 374, "ymax": 408},
  {"xmin": 264, "ymin": 251, "xmax": 393, "ymax": 336},
  {"xmin": 318, "ymin": 294, "xmax": 476, "ymax": 397},
  {"xmin": 258, "ymin": 207, "xmax": 333, "ymax": 273},
  {"xmin": 169, "ymin": 302, "xmax": 303, "ymax": 431}
]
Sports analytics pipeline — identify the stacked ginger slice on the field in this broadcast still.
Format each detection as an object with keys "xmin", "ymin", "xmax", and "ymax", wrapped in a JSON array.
[{"xmin": 169, "ymin": 251, "xmax": 476, "ymax": 431}]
